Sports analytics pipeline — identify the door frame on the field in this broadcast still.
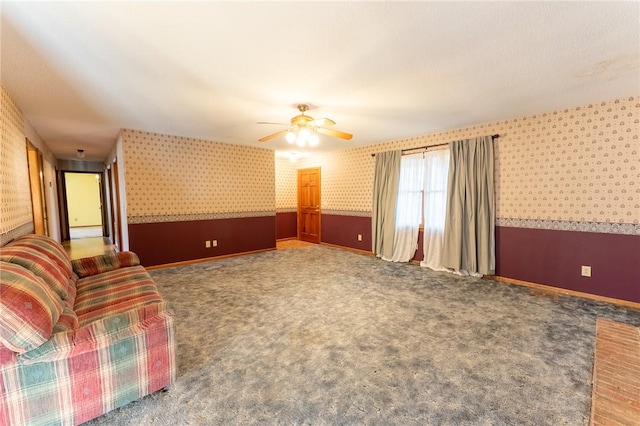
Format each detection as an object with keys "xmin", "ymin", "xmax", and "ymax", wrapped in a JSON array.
[
  {"xmin": 297, "ymin": 167, "xmax": 321, "ymax": 243},
  {"xmin": 26, "ymin": 140, "xmax": 48, "ymax": 236},
  {"xmin": 59, "ymin": 171, "xmax": 106, "ymax": 240},
  {"xmin": 111, "ymin": 158, "xmax": 123, "ymax": 250}
]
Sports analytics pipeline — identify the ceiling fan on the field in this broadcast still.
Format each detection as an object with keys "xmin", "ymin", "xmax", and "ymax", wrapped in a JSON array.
[{"xmin": 257, "ymin": 104, "xmax": 353, "ymax": 146}]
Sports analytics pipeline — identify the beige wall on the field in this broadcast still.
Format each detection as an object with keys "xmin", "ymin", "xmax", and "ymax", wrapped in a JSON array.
[
  {"xmin": 1, "ymin": 86, "xmax": 33, "ymax": 244},
  {"xmin": 1, "ymin": 86, "xmax": 62, "ymax": 244},
  {"xmin": 65, "ymin": 173, "xmax": 102, "ymax": 227},
  {"xmin": 285, "ymin": 95, "xmax": 640, "ymax": 233},
  {"xmin": 121, "ymin": 128, "xmax": 275, "ymax": 224},
  {"xmin": 275, "ymin": 155, "xmax": 298, "ymax": 212}
]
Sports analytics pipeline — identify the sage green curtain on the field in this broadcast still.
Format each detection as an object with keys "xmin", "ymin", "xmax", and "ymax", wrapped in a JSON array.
[
  {"xmin": 372, "ymin": 150, "xmax": 402, "ymax": 259},
  {"xmin": 441, "ymin": 136, "xmax": 495, "ymax": 275}
]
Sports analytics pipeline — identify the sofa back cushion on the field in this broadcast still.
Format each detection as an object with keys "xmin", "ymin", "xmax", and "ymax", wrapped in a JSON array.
[
  {"xmin": 0, "ymin": 261, "xmax": 63, "ymax": 353},
  {"xmin": 13, "ymin": 234, "xmax": 73, "ymax": 278},
  {"xmin": 0, "ymin": 245, "xmax": 70, "ymax": 300},
  {"xmin": 72, "ymin": 251, "xmax": 141, "ymax": 278}
]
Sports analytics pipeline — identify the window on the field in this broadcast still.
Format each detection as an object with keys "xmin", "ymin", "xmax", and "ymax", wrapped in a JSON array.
[
  {"xmin": 390, "ymin": 148, "xmax": 450, "ymax": 266},
  {"xmin": 422, "ymin": 149, "xmax": 450, "ymax": 232},
  {"xmin": 395, "ymin": 149, "xmax": 450, "ymax": 230},
  {"xmin": 395, "ymin": 154, "xmax": 424, "ymax": 228}
]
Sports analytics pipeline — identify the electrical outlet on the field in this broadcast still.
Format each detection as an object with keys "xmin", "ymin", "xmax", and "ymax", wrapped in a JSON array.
[
  {"xmin": 357, "ymin": 234, "xmax": 362, "ymax": 241},
  {"xmin": 581, "ymin": 265, "xmax": 591, "ymax": 277},
  {"xmin": 212, "ymin": 240, "xmax": 218, "ymax": 247},
  {"xmin": 205, "ymin": 240, "xmax": 211, "ymax": 248}
]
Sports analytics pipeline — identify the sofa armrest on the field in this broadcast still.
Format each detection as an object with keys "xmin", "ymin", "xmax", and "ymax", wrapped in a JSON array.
[
  {"xmin": 71, "ymin": 252, "xmax": 141, "ymax": 278},
  {"xmin": 18, "ymin": 302, "xmax": 171, "ymax": 364}
]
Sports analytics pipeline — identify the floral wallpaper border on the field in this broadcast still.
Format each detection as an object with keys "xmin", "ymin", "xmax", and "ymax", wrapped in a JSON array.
[
  {"xmin": 128, "ymin": 210, "xmax": 275, "ymax": 224},
  {"xmin": 496, "ymin": 218, "xmax": 640, "ymax": 235},
  {"xmin": 275, "ymin": 212, "xmax": 640, "ymax": 235},
  {"xmin": 322, "ymin": 209, "xmax": 373, "ymax": 217}
]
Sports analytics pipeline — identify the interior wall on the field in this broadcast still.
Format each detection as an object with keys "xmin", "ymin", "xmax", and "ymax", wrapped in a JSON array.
[
  {"xmin": 121, "ymin": 128, "xmax": 276, "ymax": 265},
  {"xmin": 1, "ymin": 86, "xmax": 34, "ymax": 245},
  {"xmin": 65, "ymin": 173, "xmax": 102, "ymax": 227},
  {"xmin": 25, "ymin": 120, "xmax": 60, "ymax": 241},
  {"xmin": 1, "ymin": 86, "xmax": 62, "ymax": 245},
  {"xmin": 275, "ymin": 155, "xmax": 298, "ymax": 239},
  {"xmin": 283, "ymin": 95, "xmax": 639, "ymax": 303}
]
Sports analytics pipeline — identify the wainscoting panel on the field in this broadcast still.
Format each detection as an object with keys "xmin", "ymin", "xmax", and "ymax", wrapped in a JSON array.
[
  {"xmin": 413, "ymin": 231, "xmax": 424, "ymax": 262},
  {"xmin": 276, "ymin": 211, "xmax": 297, "ymax": 240},
  {"xmin": 496, "ymin": 226, "xmax": 640, "ymax": 303},
  {"xmin": 129, "ymin": 216, "xmax": 276, "ymax": 266},
  {"xmin": 321, "ymin": 214, "xmax": 372, "ymax": 252}
]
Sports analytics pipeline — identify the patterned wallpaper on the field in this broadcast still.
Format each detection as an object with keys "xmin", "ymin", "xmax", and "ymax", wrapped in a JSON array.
[
  {"xmin": 0, "ymin": 86, "xmax": 33, "ymax": 241},
  {"xmin": 295, "ymin": 149, "xmax": 375, "ymax": 216},
  {"xmin": 287, "ymin": 96, "xmax": 639, "ymax": 233},
  {"xmin": 122, "ymin": 129, "xmax": 275, "ymax": 223},
  {"xmin": 275, "ymin": 156, "xmax": 298, "ymax": 211}
]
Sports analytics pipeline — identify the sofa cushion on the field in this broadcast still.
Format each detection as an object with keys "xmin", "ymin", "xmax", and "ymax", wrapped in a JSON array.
[
  {"xmin": 74, "ymin": 265, "xmax": 163, "ymax": 326},
  {"xmin": 13, "ymin": 234, "xmax": 73, "ymax": 279},
  {"xmin": 0, "ymin": 262, "xmax": 63, "ymax": 353},
  {"xmin": 19, "ymin": 303, "xmax": 171, "ymax": 363},
  {"xmin": 72, "ymin": 251, "xmax": 141, "ymax": 278},
  {"xmin": 53, "ymin": 301, "xmax": 79, "ymax": 334},
  {"xmin": 0, "ymin": 245, "xmax": 70, "ymax": 300}
]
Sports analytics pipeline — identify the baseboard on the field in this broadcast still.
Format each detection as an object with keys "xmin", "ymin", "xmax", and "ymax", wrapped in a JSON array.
[
  {"xmin": 276, "ymin": 237, "xmax": 298, "ymax": 242},
  {"xmin": 487, "ymin": 275, "xmax": 640, "ymax": 311},
  {"xmin": 145, "ymin": 247, "xmax": 276, "ymax": 270},
  {"xmin": 320, "ymin": 242, "xmax": 373, "ymax": 256}
]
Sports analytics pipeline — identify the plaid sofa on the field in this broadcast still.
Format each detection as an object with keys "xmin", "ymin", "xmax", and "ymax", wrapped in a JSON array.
[{"xmin": 0, "ymin": 234, "xmax": 176, "ymax": 425}]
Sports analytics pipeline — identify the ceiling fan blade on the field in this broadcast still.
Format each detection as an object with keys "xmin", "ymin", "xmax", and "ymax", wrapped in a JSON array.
[
  {"xmin": 257, "ymin": 121, "xmax": 288, "ymax": 125},
  {"xmin": 312, "ymin": 117, "xmax": 336, "ymax": 127},
  {"xmin": 316, "ymin": 127, "xmax": 353, "ymax": 140},
  {"xmin": 258, "ymin": 129, "xmax": 288, "ymax": 142}
]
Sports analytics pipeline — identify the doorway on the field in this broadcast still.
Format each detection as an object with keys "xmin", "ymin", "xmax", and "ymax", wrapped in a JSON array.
[
  {"xmin": 108, "ymin": 159, "xmax": 123, "ymax": 250},
  {"xmin": 26, "ymin": 141, "xmax": 48, "ymax": 236},
  {"xmin": 297, "ymin": 167, "xmax": 321, "ymax": 244},
  {"xmin": 64, "ymin": 172, "xmax": 104, "ymax": 239}
]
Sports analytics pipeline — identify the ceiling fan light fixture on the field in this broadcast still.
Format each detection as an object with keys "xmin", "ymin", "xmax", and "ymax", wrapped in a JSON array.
[
  {"xmin": 258, "ymin": 104, "xmax": 352, "ymax": 144},
  {"xmin": 298, "ymin": 128, "xmax": 311, "ymax": 140}
]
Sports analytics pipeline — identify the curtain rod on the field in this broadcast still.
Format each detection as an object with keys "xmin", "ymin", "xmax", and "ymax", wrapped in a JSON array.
[{"xmin": 370, "ymin": 134, "xmax": 500, "ymax": 157}]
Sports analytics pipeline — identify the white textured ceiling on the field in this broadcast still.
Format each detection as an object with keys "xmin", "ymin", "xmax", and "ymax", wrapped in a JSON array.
[{"xmin": 1, "ymin": 1, "xmax": 639, "ymax": 161}]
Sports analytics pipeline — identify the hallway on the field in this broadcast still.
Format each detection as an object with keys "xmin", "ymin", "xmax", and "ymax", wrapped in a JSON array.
[{"xmin": 62, "ymin": 237, "xmax": 115, "ymax": 260}]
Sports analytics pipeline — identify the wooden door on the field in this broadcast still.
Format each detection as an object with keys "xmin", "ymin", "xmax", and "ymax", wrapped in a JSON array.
[{"xmin": 298, "ymin": 167, "xmax": 321, "ymax": 243}]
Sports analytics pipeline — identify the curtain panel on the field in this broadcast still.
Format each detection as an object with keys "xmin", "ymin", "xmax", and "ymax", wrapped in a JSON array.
[
  {"xmin": 383, "ymin": 153, "xmax": 424, "ymax": 262},
  {"xmin": 441, "ymin": 136, "xmax": 495, "ymax": 275},
  {"xmin": 420, "ymin": 149, "xmax": 450, "ymax": 270},
  {"xmin": 371, "ymin": 150, "xmax": 402, "ymax": 259}
]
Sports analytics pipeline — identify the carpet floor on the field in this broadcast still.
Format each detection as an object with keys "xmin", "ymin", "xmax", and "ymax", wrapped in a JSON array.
[{"xmin": 86, "ymin": 245, "xmax": 640, "ymax": 425}]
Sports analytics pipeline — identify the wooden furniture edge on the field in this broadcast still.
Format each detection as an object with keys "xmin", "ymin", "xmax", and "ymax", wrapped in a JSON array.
[
  {"xmin": 487, "ymin": 275, "xmax": 640, "ymax": 310},
  {"xmin": 145, "ymin": 247, "xmax": 276, "ymax": 270}
]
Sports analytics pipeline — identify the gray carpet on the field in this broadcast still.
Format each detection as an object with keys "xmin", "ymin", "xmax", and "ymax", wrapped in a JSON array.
[{"xmin": 87, "ymin": 245, "xmax": 640, "ymax": 425}]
